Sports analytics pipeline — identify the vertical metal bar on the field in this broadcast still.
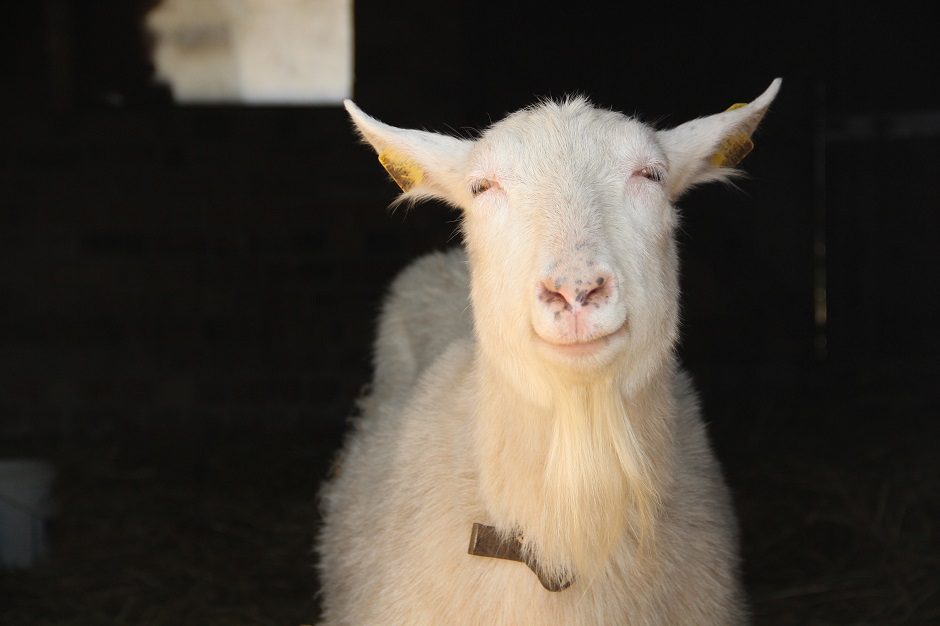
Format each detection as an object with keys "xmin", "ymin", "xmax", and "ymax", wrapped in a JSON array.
[
  {"xmin": 44, "ymin": 0, "xmax": 73, "ymax": 112},
  {"xmin": 813, "ymin": 79, "xmax": 828, "ymax": 360}
]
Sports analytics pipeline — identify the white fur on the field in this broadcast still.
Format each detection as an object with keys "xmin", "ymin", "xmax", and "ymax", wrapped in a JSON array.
[{"xmin": 317, "ymin": 80, "xmax": 781, "ymax": 625}]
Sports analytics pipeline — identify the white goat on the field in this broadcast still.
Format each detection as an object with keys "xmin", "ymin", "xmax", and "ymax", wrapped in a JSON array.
[{"xmin": 316, "ymin": 79, "xmax": 781, "ymax": 625}]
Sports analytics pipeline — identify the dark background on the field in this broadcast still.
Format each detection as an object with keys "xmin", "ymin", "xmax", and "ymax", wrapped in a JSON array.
[{"xmin": 1, "ymin": 1, "xmax": 938, "ymax": 624}]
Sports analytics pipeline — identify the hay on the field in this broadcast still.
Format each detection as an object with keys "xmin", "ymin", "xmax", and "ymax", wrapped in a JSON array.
[
  {"xmin": 1, "ymin": 388, "xmax": 937, "ymax": 625},
  {"xmin": 0, "ymin": 433, "xmax": 334, "ymax": 626}
]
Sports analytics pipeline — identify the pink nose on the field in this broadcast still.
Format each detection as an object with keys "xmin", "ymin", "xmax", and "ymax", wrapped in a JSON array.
[{"xmin": 539, "ymin": 271, "xmax": 614, "ymax": 311}]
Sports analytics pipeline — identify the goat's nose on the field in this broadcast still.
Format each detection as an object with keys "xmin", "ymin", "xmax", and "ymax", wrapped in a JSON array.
[{"xmin": 539, "ymin": 270, "xmax": 614, "ymax": 310}]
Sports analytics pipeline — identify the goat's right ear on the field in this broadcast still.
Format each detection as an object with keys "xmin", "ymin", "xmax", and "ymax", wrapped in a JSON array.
[{"xmin": 344, "ymin": 100, "xmax": 473, "ymax": 207}]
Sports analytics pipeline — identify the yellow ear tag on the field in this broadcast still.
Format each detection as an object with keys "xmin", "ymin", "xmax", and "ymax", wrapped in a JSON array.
[
  {"xmin": 710, "ymin": 102, "xmax": 754, "ymax": 168},
  {"xmin": 378, "ymin": 149, "xmax": 424, "ymax": 192}
]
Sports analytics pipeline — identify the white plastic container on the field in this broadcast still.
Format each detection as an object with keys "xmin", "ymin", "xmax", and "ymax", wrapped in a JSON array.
[{"xmin": 0, "ymin": 459, "xmax": 55, "ymax": 568}]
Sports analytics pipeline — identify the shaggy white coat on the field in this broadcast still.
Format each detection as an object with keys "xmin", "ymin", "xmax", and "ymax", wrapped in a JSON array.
[{"xmin": 317, "ymin": 79, "xmax": 781, "ymax": 626}]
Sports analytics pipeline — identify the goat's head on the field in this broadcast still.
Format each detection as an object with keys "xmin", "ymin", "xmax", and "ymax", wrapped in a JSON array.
[{"xmin": 347, "ymin": 80, "xmax": 780, "ymax": 396}]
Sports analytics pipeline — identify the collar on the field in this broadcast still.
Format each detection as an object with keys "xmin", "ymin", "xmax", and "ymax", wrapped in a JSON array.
[{"xmin": 467, "ymin": 522, "xmax": 574, "ymax": 592}]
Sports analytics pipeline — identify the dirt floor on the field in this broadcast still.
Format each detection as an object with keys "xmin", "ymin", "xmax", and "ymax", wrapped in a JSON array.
[
  {"xmin": 0, "ymin": 433, "xmax": 331, "ymax": 625},
  {"xmin": 1, "ymin": 369, "xmax": 937, "ymax": 625}
]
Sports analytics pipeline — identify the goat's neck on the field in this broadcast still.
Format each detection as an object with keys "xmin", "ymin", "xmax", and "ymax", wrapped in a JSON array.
[{"xmin": 472, "ymin": 353, "xmax": 676, "ymax": 582}]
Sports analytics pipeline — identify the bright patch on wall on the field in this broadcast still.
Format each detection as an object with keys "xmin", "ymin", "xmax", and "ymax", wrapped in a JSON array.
[{"xmin": 146, "ymin": 0, "xmax": 353, "ymax": 104}]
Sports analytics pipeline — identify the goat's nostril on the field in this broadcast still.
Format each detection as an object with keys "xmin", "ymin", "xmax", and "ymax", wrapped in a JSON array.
[
  {"xmin": 539, "ymin": 283, "xmax": 569, "ymax": 307},
  {"xmin": 540, "ymin": 272, "xmax": 612, "ymax": 309},
  {"xmin": 578, "ymin": 283, "xmax": 607, "ymax": 306}
]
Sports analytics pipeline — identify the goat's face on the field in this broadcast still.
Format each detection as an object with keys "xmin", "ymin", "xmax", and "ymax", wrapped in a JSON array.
[
  {"xmin": 346, "ymin": 80, "xmax": 779, "ymax": 390},
  {"xmin": 461, "ymin": 102, "xmax": 678, "ymax": 380}
]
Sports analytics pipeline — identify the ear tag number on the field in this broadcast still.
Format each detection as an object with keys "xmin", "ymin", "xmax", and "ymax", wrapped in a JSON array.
[
  {"xmin": 378, "ymin": 149, "xmax": 424, "ymax": 192},
  {"xmin": 710, "ymin": 102, "xmax": 754, "ymax": 168}
]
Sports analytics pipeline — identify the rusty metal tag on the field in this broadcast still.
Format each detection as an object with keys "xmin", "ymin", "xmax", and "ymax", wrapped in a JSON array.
[{"xmin": 468, "ymin": 522, "xmax": 573, "ymax": 592}]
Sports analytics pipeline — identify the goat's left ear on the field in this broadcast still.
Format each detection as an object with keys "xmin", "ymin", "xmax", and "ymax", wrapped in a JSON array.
[
  {"xmin": 656, "ymin": 78, "xmax": 781, "ymax": 200},
  {"xmin": 344, "ymin": 100, "xmax": 473, "ymax": 207}
]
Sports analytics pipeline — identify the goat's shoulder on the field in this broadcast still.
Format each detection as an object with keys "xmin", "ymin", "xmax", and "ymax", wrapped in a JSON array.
[
  {"xmin": 371, "ymin": 248, "xmax": 473, "ymax": 400},
  {"xmin": 669, "ymin": 368, "xmax": 719, "ymax": 471},
  {"xmin": 668, "ymin": 367, "xmax": 738, "ymax": 524},
  {"xmin": 385, "ymin": 247, "xmax": 470, "ymax": 312}
]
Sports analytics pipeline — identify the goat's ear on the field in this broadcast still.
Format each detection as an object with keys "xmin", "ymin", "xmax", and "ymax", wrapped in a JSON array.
[
  {"xmin": 656, "ymin": 78, "xmax": 781, "ymax": 200},
  {"xmin": 344, "ymin": 100, "xmax": 473, "ymax": 207}
]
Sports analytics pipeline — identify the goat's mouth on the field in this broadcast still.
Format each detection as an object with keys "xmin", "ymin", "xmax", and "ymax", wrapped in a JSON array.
[{"xmin": 533, "ymin": 319, "xmax": 629, "ymax": 359}]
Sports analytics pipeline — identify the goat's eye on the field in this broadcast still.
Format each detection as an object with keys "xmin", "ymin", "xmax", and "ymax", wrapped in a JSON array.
[
  {"xmin": 471, "ymin": 179, "xmax": 493, "ymax": 196},
  {"xmin": 636, "ymin": 166, "xmax": 665, "ymax": 182}
]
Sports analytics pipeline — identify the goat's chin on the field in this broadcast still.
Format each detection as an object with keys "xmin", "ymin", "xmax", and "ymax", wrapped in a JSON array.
[{"xmin": 532, "ymin": 322, "xmax": 630, "ymax": 376}]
